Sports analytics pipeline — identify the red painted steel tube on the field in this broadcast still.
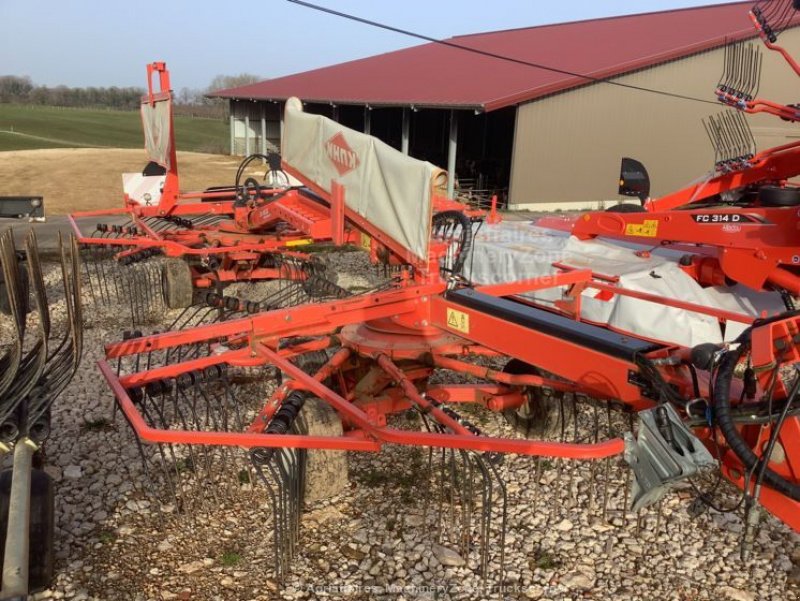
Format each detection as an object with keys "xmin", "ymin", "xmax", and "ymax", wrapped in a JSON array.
[
  {"xmin": 766, "ymin": 267, "xmax": 800, "ymax": 297},
  {"xmin": 105, "ymin": 285, "xmax": 442, "ymax": 358},
  {"xmin": 475, "ymin": 269, "xmax": 591, "ymax": 297},
  {"xmin": 262, "ymin": 345, "xmax": 624, "ymax": 458},
  {"xmin": 432, "ymin": 355, "xmax": 578, "ymax": 393},
  {"xmin": 587, "ymin": 281, "xmax": 755, "ymax": 324},
  {"xmin": 248, "ymin": 347, "xmax": 352, "ymax": 433},
  {"xmin": 119, "ymin": 347, "xmax": 252, "ymax": 388},
  {"xmin": 98, "ymin": 359, "xmax": 380, "ymax": 451},
  {"xmin": 376, "ymin": 354, "xmax": 474, "ymax": 436}
]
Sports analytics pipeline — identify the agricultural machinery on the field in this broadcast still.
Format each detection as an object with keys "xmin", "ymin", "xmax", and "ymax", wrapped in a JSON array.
[
  {"xmin": 0, "ymin": 229, "xmax": 83, "ymax": 598},
  {"xmin": 79, "ymin": 0, "xmax": 800, "ymax": 587}
]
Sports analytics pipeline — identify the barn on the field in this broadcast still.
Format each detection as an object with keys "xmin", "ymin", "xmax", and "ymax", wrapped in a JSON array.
[{"xmin": 210, "ymin": 2, "xmax": 800, "ymax": 209}]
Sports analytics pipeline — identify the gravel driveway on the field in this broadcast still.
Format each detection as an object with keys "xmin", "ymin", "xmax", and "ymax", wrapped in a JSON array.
[{"xmin": 8, "ymin": 250, "xmax": 797, "ymax": 601}]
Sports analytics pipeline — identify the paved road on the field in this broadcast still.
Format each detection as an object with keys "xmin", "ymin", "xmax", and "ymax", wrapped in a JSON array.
[{"xmin": 0, "ymin": 215, "xmax": 127, "ymax": 255}]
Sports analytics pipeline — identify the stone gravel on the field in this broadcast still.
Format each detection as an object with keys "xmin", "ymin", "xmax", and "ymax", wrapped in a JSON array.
[{"xmin": 5, "ymin": 250, "xmax": 797, "ymax": 601}]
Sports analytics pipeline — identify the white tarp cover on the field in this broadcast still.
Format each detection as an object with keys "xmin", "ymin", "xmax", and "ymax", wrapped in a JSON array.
[
  {"xmin": 282, "ymin": 97, "xmax": 446, "ymax": 260},
  {"xmin": 466, "ymin": 221, "xmax": 784, "ymax": 348},
  {"xmin": 141, "ymin": 100, "xmax": 171, "ymax": 170}
]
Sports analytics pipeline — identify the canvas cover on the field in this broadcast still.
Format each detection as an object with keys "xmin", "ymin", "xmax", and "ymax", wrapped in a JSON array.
[
  {"xmin": 282, "ymin": 97, "xmax": 446, "ymax": 260},
  {"xmin": 141, "ymin": 100, "xmax": 172, "ymax": 170},
  {"xmin": 466, "ymin": 221, "xmax": 784, "ymax": 348}
]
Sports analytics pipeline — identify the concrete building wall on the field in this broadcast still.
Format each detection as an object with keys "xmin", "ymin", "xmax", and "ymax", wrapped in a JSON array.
[{"xmin": 509, "ymin": 28, "xmax": 800, "ymax": 209}]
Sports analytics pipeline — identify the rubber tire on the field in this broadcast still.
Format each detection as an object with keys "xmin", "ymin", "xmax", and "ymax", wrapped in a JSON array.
[
  {"xmin": 161, "ymin": 259, "xmax": 194, "ymax": 309},
  {"xmin": 0, "ymin": 264, "xmax": 30, "ymax": 317},
  {"xmin": 0, "ymin": 468, "xmax": 55, "ymax": 593},
  {"xmin": 605, "ymin": 203, "xmax": 645, "ymax": 213},
  {"xmin": 759, "ymin": 185, "xmax": 800, "ymax": 207},
  {"xmin": 501, "ymin": 359, "xmax": 573, "ymax": 439},
  {"xmin": 292, "ymin": 352, "xmax": 349, "ymax": 503}
]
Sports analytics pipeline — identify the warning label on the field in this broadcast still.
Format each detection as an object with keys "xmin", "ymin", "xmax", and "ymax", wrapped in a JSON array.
[
  {"xmin": 446, "ymin": 308, "xmax": 470, "ymax": 334},
  {"xmin": 624, "ymin": 219, "xmax": 659, "ymax": 238}
]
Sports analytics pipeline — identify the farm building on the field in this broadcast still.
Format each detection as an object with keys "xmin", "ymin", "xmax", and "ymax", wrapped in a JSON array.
[{"xmin": 210, "ymin": 2, "xmax": 800, "ymax": 209}]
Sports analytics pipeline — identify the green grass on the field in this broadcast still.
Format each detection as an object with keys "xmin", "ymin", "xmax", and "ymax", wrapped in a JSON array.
[
  {"xmin": 0, "ymin": 104, "xmax": 229, "ymax": 153},
  {"xmin": 220, "ymin": 550, "xmax": 242, "ymax": 567}
]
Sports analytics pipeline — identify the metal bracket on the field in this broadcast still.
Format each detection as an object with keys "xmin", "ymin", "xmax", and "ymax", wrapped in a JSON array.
[{"xmin": 624, "ymin": 403, "xmax": 715, "ymax": 511}]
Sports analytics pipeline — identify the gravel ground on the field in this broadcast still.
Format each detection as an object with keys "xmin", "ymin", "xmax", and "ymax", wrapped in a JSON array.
[{"xmin": 3, "ymin": 249, "xmax": 798, "ymax": 601}]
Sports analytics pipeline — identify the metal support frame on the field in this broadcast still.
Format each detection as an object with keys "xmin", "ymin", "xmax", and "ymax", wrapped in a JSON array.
[
  {"xmin": 364, "ymin": 106, "xmax": 371, "ymax": 135},
  {"xmin": 0, "ymin": 440, "xmax": 35, "ymax": 600},
  {"xmin": 401, "ymin": 107, "xmax": 410, "ymax": 155},
  {"xmin": 244, "ymin": 112, "xmax": 251, "ymax": 157},
  {"xmin": 261, "ymin": 104, "xmax": 267, "ymax": 156},
  {"xmin": 447, "ymin": 109, "xmax": 458, "ymax": 199},
  {"xmin": 229, "ymin": 109, "xmax": 235, "ymax": 156}
]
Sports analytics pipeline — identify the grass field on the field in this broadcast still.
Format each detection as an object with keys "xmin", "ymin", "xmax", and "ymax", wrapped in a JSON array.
[{"xmin": 0, "ymin": 104, "xmax": 228, "ymax": 153}]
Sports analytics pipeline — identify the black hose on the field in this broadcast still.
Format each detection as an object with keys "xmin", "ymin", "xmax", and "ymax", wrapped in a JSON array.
[
  {"xmin": 431, "ymin": 210, "xmax": 474, "ymax": 276},
  {"xmin": 713, "ymin": 342, "xmax": 800, "ymax": 501}
]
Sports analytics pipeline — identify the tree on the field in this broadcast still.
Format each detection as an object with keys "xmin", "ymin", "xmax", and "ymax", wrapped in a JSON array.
[
  {"xmin": 0, "ymin": 76, "xmax": 33, "ymax": 102},
  {"xmin": 206, "ymin": 73, "xmax": 262, "ymax": 94}
]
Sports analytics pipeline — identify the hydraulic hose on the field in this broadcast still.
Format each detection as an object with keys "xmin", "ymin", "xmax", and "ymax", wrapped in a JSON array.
[{"xmin": 713, "ymin": 340, "xmax": 800, "ymax": 502}]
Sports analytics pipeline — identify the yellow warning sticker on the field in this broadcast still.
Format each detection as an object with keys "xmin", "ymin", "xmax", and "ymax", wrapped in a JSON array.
[
  {"xmin": 624, "ymin": 219, "xmax": 659, "ymax": 238},
  {"xmin": 446, "ymin": 308, "xmax": 470, "ymax": 334},
  {"xmin": 360, "ymin": 232, "xmax": 371, "ymax": 251},
  {"xmin": 285, "ymin": 239, "xmax": 313, "ymax": 247}
]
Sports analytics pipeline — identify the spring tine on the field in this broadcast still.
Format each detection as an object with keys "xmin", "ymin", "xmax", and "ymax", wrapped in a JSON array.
[
  {"xmin": 470, "ymin": 452, "xmax": 493, "ymax": 581},
  {"xmin": 702, "ymin": 117, "xmax": 720, "ymax": 165},
  {"xmin": 601, "ymin": 403, "xmax": 613, "ymax": 523},
  {"xmin": 487, "ymin": 456, "xmax": 507, "ymax": 582},
  {"xmin": 718, "ymin": 40, "xmax": 730, "ymax": 92},
  {"xmin": 553, "ymin": 395, "xmax": 567, "ymax": 502}
]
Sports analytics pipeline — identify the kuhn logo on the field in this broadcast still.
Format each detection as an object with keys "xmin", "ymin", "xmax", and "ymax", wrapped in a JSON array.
[{"xmin": 325, "ymin": 132, "xmax": 359, "ymax": 176}]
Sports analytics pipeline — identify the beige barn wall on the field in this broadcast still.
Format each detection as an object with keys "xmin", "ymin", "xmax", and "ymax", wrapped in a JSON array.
[{"xmin": 509, "ymin": 28, "xmax": 800, "ymax": 209}]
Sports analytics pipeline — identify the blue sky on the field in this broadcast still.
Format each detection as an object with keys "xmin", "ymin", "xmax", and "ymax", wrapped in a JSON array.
[{"xmin": 0, "ymin": 0, "xmax": 736, "ymax": 89}]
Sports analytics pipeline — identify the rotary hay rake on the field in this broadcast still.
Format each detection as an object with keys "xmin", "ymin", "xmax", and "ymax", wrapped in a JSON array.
[
  {"xmin": 0, "ymin": 228, "xmax": 83, "ymax": 597},
  {"xmin": 94, "ymin": 1, "xmax": 800, "ymax": 587},
  {"xmin": 70, "ymin": 62, "xmax": 368, "ymax": 327}
]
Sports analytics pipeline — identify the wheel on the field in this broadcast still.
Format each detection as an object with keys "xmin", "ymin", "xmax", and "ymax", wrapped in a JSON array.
[
  {"xmin": 605, "ymin": 203, "xmax": 645, "ymax": 213},
  {"xmin": 292, "ymin": 352, "xmax": 349, "ymax": 503},
  {"xmin": 0, "ymin": 468, "xmax": 55, "ymax": 593},
  {"xmin": 0, "ymin": 263, "xmax": 30, "ymax": 317},
  {"xmin": 759, "ymin": 185, "xmax": 800, "ymax": 207},
  {"xmin": 501, "ymin": 359, "xmax": 573, "ymax": 439},
  {"xmin": 161, "ymin": 259, "xmax": 194, "ymax": 309}
]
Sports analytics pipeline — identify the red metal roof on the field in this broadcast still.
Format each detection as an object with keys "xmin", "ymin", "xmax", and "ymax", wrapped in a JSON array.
[{"xmin": 211, "ymin": 2, "xmax": 793, "ymax": 111}]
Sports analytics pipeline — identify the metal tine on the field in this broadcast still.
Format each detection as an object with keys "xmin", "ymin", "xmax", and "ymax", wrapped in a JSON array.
[
  {"xmin": 251, "ymin": 450, "xmax": 287, "ymax": 581},
  {"xmin": 718, "ymin": 40, "xmax": 731, "ymax": 93},
  {"xmin": 732, "ymin": 111, "xmax": 754, "ymax": 160},
  {"xmin": 733, "ymin": 110, "xmax": 757, "ymax": 158},
  {"xmin": 0, "ymin": 231, "xmax": 26, "ymax": 402},
  {"xmin": 176, "ymin": 383, "xmax": 222, "ymax": 511},
  {"xmin": 703, "ymin": 117, "xmax": 721, "ymax": 167},
  {"xmin": 729, "ymin": 43, "xmax": 742, "ymax": 96},
  {"xmin": 485, "ymin": 455, "xmax": 507, "ymax": 583},
  {"xmin": 762, "ymin": 0, "xmax": 796, "ymax": 35},
  {"xmin": 470, "ymin": 452, "xmax": 494, "ymax": 582},
  {"xmin": 141, "ymin": 392, "xmax": 185, "ymax": 510},
  {"xmin": 553, "ymin": 395, "xmax": 568, "ymax": 505},
  {"xmin": 720, "ymin": 113, "xmax": 740, "ymax": 163},
  {"xmin": 588, "ymin": 403, "xmax": 600, "ymax": 515},
  {"xmin": 601, "ymin": 403, "xmax": 613, "ymax": 523},
  {"xmin": 723, "ymin": 111, "xmax": 744, "ymax": 160},
  {"xmin": 0, "ymin": 232, "xmax": 50, "ymax": 427}
]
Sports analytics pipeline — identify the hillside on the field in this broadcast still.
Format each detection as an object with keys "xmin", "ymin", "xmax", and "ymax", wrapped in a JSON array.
[{"xmin": 0, "ymin": 104, "xmax": 228, "ymax": 153}]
